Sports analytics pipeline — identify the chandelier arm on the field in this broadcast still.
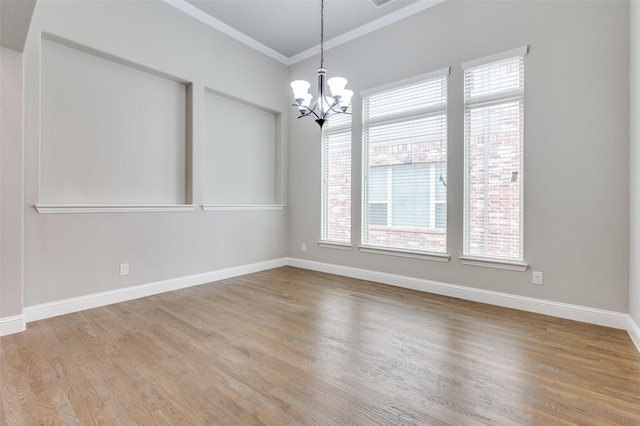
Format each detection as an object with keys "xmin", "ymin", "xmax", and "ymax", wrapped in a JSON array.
[
  {"xmin": 324, "ymin": 108, "xmax": 351, "ymax": 120},
  {"xmin": 295, "ymin": 105, "xmax": 321, "ymax": 120},
  {"xmin": 326, "ymin": 101, "xmax": 345, "ymax": 115},
  {"xmin": 307, "ymin": 97, "xmax": 321, "ymax": 118},
  {"xmin": 297, "ymin": 112, "xmax": 318, "ymax": 119}
]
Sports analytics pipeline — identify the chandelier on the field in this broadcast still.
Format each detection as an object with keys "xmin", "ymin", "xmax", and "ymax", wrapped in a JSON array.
[{"xmin": 290, "ymin": 0, "xmax": 353, "ymax": 128}]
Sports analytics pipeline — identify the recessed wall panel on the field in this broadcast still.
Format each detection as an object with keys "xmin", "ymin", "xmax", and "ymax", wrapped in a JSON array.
[
  {"xmin": 204, "ymin": 91, "xmax": 276, "ymax": 204},
  {"xmin": 40, "ymin": 37, "xmax": 186, "ymax": 204}
]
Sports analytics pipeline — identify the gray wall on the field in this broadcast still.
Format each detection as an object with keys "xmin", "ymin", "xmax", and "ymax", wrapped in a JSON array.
[
  {"xmin": 630, "ymin": 0, "xmax": 640, "ymax": 326},
  {"xmin": 0, "ymin": 46, "xmax": 24, "ymax": 319},
  {"xmin": 21, "ymin": 1, "xmax": 289, "ymax": 307},
  {"xmin": 288, "ymin": 0, "xmax": 630, "ymax": 313}
]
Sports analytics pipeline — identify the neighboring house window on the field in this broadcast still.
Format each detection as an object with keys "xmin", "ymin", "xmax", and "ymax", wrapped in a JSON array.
[
  {"xmin": 367, "ymin": 162, "xmax": 446, "ymax": 229},
  {"xmin": 321, "ymin": 112, "xmax": 351, "ymax": 243},
  {"xmin": 462, "ymin": 46, "xmax": 529, "ymax": 261},
  {"xmin": 362, "ymin": 68, "xmax": 450, "ymax": 254}
]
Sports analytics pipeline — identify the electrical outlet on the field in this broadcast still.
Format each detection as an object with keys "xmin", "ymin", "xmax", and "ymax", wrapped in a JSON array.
[
  {"xmin": 119, "ymin": 263, "xmax": 129, "ymax": 276},
  {"xmin": 301, "ymin": 243, "xmax": 307, "ymax": 252},
  {"xmin": 532, "ymin": 271, "xmax": 543, "ymax": 285}
]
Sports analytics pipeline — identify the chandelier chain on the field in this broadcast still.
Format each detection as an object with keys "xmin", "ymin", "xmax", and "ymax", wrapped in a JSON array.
[{"xmin": 320, "ymin": 0, "xmax": 324, "ymax": 69}]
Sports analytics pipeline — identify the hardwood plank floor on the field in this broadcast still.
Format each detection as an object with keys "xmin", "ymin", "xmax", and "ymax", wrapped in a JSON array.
[{"xmin": 2, "ymin": 266, "xmax": 639, "ymax": 425}]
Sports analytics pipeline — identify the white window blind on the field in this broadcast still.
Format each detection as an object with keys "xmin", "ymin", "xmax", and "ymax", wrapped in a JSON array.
[
  {"xmin": 362, "ymin": 68, "xmax": 449, "ymax": 254},
  {"xmin": 462, "ymin": 47, "xmax": 528, "ymax": 261},
  {"xmin": 321, "ymin": 112, "xmax": 351, "ymax": 243}
]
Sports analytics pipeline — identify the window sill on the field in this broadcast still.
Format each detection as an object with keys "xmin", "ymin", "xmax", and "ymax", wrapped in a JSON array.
[
  {"xmin": 201, "ymin": 204, "xmax": 285, "ymax": 212},
  {"xmin": 318, "ymin": 241, "xmax": 353, "ymax": 251},
  {"xmin": 35, "ymin": 204, "xmax": 197, "ymax": 214},
  {"xmin": 459, "ymin": 256, "xmax": 528, "ymax": 272},
  {"xmin": 359, "ymin": 245, "xmax": 450, "ymax": 262}
]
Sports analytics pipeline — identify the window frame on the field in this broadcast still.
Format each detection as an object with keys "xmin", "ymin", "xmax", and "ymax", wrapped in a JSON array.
[
  {"xmin": 320, "ymin": 112, "xmax": 352, "ymax": 246},
  {"xmin": 460, "ymin": 46, "xmax": 529, "ymax": 270},
  {"xmin": 360, "ymin": 67, "xmax": 451, "ymax": 260}
]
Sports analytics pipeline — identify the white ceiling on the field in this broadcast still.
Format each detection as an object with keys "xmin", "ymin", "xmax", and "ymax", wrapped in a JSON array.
[
  {"xmin": 167, "ymin": 0, "xmax": 445, "ymax": 65},
  {"xmin": 0, "ymin": 0, "xmax": 444, "ymax": 61}
]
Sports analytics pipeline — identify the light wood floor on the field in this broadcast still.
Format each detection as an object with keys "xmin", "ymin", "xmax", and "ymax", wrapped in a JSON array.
[{"xmin": 2, "ymin": 267, "xmax": 639, "ymax": 425}]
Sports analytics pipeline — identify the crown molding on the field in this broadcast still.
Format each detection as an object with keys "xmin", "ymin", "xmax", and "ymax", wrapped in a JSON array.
[
  {"xmin": 163, "ymin": 0, "xmax": 290, "ymax": 65},
  {"xmin": 164, "ymin": 0, "xmax": 446, "ymax": 66}
]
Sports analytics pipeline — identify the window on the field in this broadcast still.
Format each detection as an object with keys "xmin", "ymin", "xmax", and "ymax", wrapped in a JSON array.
[
  {"xmin": 362, "ymin": 68, "xmax": 449, "ymax": 254},
  {"xmin": 368, "ymin": 162, "xmax": 446, "ymax": 229},
  {"xmin": 462, "ymin": 46, "xmax": 528, "ymax": 262},
  {"xmin": 321, "ymin": 112, "xmax": 351, "ymax": 243}
]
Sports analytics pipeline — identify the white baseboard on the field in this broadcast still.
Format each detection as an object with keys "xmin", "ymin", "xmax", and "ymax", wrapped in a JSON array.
[
  {"xmin": 12, "ymin": 256, "xmax": 640, "ymax": 355},
  {"xmin": 287, "ymin": 258, "xmax": 630, "ymax": 331},
  {"xmin": 24, "ymin": 258, "xmax": 288, "ymax": 323},
  {"xmin": 0, "ymin": 314, "xmax": 26, "ymax": 336},
  {"xmin": 628, "ymin": 316, "xmax": 640, "ymax": 353}
]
